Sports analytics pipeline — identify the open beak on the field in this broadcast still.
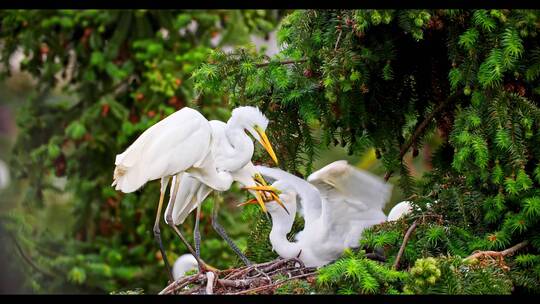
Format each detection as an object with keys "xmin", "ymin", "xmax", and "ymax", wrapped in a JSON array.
[
  {"xmin": 242, "ymin": 185, "xmax": 282, "ymax": 194},
  {"xmin": 254, "ymin": 126, "xmax": 278, "ymax": 165},
  {"xmin": 242, "ymin": 185, "xmax": 289, "ymax": 215}
]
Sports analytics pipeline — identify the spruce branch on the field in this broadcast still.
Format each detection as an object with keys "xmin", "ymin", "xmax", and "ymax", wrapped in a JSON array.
[
  {"xmin": 255, "ymin": 58, "xmax": 308, "ymax": 68},
  {"xmin": 8, "ymin": 231, "xmax": 56, "ymax": 279}
]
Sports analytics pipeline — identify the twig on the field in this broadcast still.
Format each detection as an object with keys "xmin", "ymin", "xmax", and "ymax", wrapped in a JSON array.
[
  {"xmin": 255, "ymin": 58, "xmax": 307, "ymax": 68},
  {"xmin": 334, "ymin": 30, "xmax": 342, "ymax": 51},
  {"xmin": 159, "ymin": 273, "xmax": 204, "ymax": 295},
  {"xmin": 464, "ymin": 240, "xmax": 529, "ymax": 261},
  {"xmin": 217, "ymin": 277, "xmax": 268, "ymax": 288},
  {"xmin": 393, "ymin": 220, "xmax": 419, "ymax": 269},
  {"xmin": 161, "ymin": 258, "xmax": 316, "ymax": 295},
  {"xmin": 228, "ymin": 271, "xmax": 316, "ymax": 295},
  {"xmin": 384, "ymin": 93, "xmax": 460, "ymax": 182},
  {"xmin": 8, "ymin": 232, "xmax": 56, "ymax": 278}
]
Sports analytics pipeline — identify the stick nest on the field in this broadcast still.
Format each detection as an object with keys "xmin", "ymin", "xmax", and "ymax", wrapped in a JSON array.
[{"xmin": 159, "ymin": 258, "xmax": 317, "ymax": 295}]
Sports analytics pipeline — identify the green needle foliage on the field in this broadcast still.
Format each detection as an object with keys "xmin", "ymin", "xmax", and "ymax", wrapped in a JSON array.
[
  {"xmin": 0, "ymin": 9, "xmax": 283, "ymax": 293},
  {"xmin": 403, "ymin": 256, "xmax": 513, "ymax": 294},
  {"xmin": 192, "ymin": 9, "xmax": 540, "ymax": 294},
  {"xmin": 317, "ymin": 249, "xmax": 407, "ymax": 295},
  {"xmin": 3, "ymin": 9, "xmax": 540, "ymax": 294}
]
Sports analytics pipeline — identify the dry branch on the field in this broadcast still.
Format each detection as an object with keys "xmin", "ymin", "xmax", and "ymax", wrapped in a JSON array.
[
  {"xmin": 384, "ymin": 93, "xmax": 460, "ymax": 182},
  {"xmin": 464, "ymin": 240, "xmax": 529, "ymax": 261},
  {"xmin": 393, "ymin": 220, "xmax": 419, "ymax": 269},
  {"xmin": 159, "ymin": 257, "xmax": 316, "ymax": 295}
]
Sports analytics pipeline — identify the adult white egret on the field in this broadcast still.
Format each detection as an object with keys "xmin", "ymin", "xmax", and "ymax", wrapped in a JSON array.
[
  {"xmin": 112, "ymin": 106, "xmax": 281, "ymax": 280},
  {"xmin": 254, "ymin": 160, "xmax": 392, "ymax": 267},
  {"xmin": 162, "ymin": 120, "xmax": 287, "ymax": 267}
]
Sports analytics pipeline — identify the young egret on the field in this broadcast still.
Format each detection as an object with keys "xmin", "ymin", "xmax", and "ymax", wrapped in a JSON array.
[
  {"xmin": 112, "ymin": 106, "xmax": 281, "ymax": 280},
  {"xmin": 254, "ymin": 160, "xmax": 392, "ymax": 267},
  {"xmin": 162, "ymin": 119, "xmax": 286, "ymax": 268},
  {"xmin": 387, "ymin": 201, "xmax": 413, "ymax": 221},
  {"xmin": 172, "ymin": 254, "xmax": 198, "ymax": 281}
]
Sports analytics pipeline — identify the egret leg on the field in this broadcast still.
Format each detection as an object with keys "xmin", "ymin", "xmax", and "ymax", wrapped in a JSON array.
[
  {"xmin": 194, "ymin": 204, "xmax": 202, "ymax": 259},
  {"xmin": 210, "ymin": 199, "xmax": 252, "ymax": 266},
  {"xmin": 166, "ymin": 174, "xmax": 217, "ymax": 273},
  {"xmin": 153, "ymin": 176, "xmax": 174, "ymax": 283}
]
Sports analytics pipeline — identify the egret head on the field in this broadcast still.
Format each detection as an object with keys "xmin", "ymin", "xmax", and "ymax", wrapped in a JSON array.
[
  {"xmin": 240, "ymin": 179, "xmax": 294, "ymax": 214},
  {"xmin": 230, "ymin": 106, "xmax": 278, "ymax": 165},
  {"xmin": 265, "ymin": 182, "xmax": 297, "ymax": 213}
]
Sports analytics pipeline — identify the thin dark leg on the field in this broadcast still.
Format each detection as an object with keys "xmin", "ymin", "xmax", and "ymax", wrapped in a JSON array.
[
  {"xmin": 211, "ymin": 199, "xmax": 252, "ymax": 266},
  {"xmin": 153, "ymin": 177, "xmax": 174, "ymax": 283},
  {"xmin": 165, "ymin": 174, "xmax": 213, "ymax": 272},
  {"xmin": 194, "ymin": 204, "xmax": 202, "ymax": 259}
]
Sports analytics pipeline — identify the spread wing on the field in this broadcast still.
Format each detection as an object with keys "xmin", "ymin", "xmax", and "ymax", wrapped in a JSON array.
[
  {"xmin": 255, "ymin": 165, "xmax": 322, "ymax": 224},
  {"xmin": 113, "ymin": 107, "xmax": 212, "ymax": 193},
  {"xmin": 307, "ymin": 160, "xmax": 392, "ymax": 212},
  {"xmin": 306, "ymin": 160, "xmax": 392, "ymax": 243}
]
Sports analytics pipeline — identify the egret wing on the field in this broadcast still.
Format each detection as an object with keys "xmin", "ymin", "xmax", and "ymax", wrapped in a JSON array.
[
  {"xmin": 307, "ymin": 160, "xmax": 392, "ymax": 212},
  {"xmin": 306, "ymin": 160, "xmax": 391, "ymax": 246},
  {"xmin": 165, "ymin": 173, "xmax": 213, "ymax": 226},
  {"xmin": 113, "ymin": 107, "xmax": 212, "ymax": 193}
]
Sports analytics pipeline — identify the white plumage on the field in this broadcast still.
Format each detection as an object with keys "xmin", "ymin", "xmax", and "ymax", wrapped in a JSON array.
[
  {"xmin": 163, "ymin": 114, "xmax": 278, "ymax": 226},
  {"xmin": 172, "ymin": 254, "xmax": 199, "ymax": 281},
  {"xmin": 258, "ymin": 160, "xmax": 393, "ymax": 267},
  {"xmin": 112, "ymin": 106, "xmax": 280, "ymax": 276},
  {"xmin": 387, "ymin": 200, "xmax": 413, "ymax": 221},
  {"xmin": 113, "ymin": 107, "xmax": 214, "ymax": 193}
]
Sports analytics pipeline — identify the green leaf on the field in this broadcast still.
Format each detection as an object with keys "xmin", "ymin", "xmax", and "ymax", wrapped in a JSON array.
[
  {"xmin": 47, "ymin": 143, "xmax": 61, "ymax": 158},
  {"xmin": 90, "ymin": 52, "xmax": 105, "ymax": 68},
  {"xmin": 68, "ymin": 267, "xmax": 87, "ymax": 285},
  {"xmin": 65, "ymin": 121, "xmax": 87, "ymax": 140}
]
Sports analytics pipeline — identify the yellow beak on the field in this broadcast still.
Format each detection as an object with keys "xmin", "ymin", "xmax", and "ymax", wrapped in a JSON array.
[
  {"xmin": 254, "ymin": 125, "xmax": 278, "ymax": 165},
  {"xmin": 241, "ymin": 185, "xmax": 289, "ymax": 215},
  {"xmin": 242, "ymin": 185, "xmax": 282, "ymax": 195}
]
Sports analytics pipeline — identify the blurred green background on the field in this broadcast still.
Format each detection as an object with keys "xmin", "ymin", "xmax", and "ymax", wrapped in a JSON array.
[{"xmin": 0, "ymin": 10, "xmax": 435, "ymax": 294}]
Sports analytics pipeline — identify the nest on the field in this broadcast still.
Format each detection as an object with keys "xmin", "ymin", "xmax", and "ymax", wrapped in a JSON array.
[{"xmin": 159, "ymin": 258, "xmax": 317, "ymax": 295}]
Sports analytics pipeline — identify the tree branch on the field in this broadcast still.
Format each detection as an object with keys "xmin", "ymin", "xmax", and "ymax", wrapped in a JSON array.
[
  {"xmin": 393, "ymin": 220, "xmax": 418, "ymax": 269},
  {"xmin": 255, "ymin": 58, "xmax": 307, "ymax": 68},
  {"xmin": 229, "ymin": 271, "xmax": 316, "ymax": 295},
  {"xmin": 464, "ymin": 240, "xmax": 529, "ymax": 261},
  {"xmin": 8, "ymin": 232, "xmax": 56, "ymax": 278},
  {"xmin": 384, "ymin": 93, "xmax": 461, "ymax": 182}
]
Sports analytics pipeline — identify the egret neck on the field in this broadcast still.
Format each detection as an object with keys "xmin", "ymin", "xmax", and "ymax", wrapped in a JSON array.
[
  {"xmin": 224, "ymin": 121, "xmax": 254, "ymax": 172},
  {"xmin": 268, "ymin": 193, "xmax": 302, "ymax": 259}
]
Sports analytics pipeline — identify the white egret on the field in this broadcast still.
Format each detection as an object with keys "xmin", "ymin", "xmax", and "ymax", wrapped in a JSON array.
[
  {"xmin": 254, "ymin": 160, "xmax": 392, "ymax": 267},
  {"xmin": 112, "ymin": 106, "xmax": 281, "ymax": 280},
  {"xmin": 162, "ymin": 120, "xmax": 287, "ymax": 267},
  {"xmin": 387, "ymin": 201, "xmax": 413, "ymax": 221},
  {"xmin": 172, "ymin": 254, "xmax": 198, "ymax": 281}
]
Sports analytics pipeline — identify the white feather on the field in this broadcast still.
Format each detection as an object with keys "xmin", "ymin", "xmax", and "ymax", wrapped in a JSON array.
[
  {"xmin": 172, "ymin": 254, "xmax": 198, "ymax": 281},
  {"xmin": 264, "ymin": 160, "xmax": 392, "ymax": 267},
  {"xmin": 387, "ymin": 201, "xmax": 413, "ymax": 221}
]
